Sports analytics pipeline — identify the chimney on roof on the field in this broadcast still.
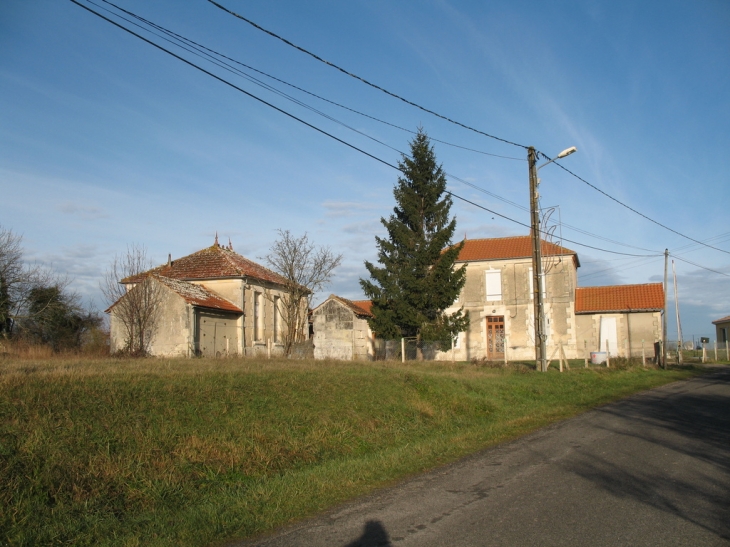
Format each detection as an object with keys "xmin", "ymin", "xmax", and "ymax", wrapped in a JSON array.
[{"xmin": 167, "ymin": 253, "xmax": 171, "ymax": 267}]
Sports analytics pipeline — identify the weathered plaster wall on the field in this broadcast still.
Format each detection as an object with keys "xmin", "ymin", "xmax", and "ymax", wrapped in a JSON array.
[
  {"xmin": 437, "ymin": 255, "xmax": 578, "ymax": 361},
  {"xmin": 192, "ymin": 279, "xmax": 294, "ymax": 356},
  {"xmin": 109, "ymin": 286, "xmax": 192, "ymax": 357},
  {"xmin": 313, "ymin": 299, "xmax": 373, "ymax": 360},
  {"xmin": 575, "ymin": 311, "xmax": 662, "ymax": 358}
]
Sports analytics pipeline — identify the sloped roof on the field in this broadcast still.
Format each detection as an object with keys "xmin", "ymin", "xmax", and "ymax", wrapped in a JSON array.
[
  {"xmin": 455, "ymin": 236, "xmax": 579, "ymax": 267},
  {"xmin": 105, "ymin": 275, "xmax": 243, "ymax": 314},
  {"xmin": 351, "ymin": 299, "xmax": 373, "ymax": 316},
  {"xmin": 575, "ymin": 283, "xmax": 664, "ymax": 314},
  {"xmin": 315, "ymin": 295, "xmax": 374, "ymax": 317},
  {"xmin": 156, "ymin": 277, "xmax": 242, "ymax": 313},
  {"xmin": 712, "ymin": 315, "xmax": 730, "ymax": 325},
  {"xmin": 122, "ymin": 244, "xmax": 289, "ymax": 286}
]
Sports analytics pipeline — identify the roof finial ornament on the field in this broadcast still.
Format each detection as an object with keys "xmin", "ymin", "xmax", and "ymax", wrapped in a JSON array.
[
  {"xmin": 214, "ymin": 231, "xmax": 219, "ymax": 247},
  {"xmin": 228, "ymin": 237, "xmax": 233, "ymax": 251}
]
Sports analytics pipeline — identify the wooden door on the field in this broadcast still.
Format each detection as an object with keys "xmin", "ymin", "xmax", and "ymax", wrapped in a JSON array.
[{"xmin": 486, "ymin": 316, "xmax": 505, "ymax": 360}]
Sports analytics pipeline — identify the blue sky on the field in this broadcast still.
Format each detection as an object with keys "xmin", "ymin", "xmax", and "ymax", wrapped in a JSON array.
[{"xmin": 1, "ymin": 0, "xmax": 729, "ymax": 342}]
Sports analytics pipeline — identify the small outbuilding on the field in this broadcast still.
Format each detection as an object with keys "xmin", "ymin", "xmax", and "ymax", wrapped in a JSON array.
[
  {"xmin": 712, "ymin": 315, "xmax": 730, "ymax": 344},
  {"xmin": 312, "ymin": 295, "xmax": 374, "ymax": 360},
  {"xmin": 574, "ymin": 283, "xmax": 664, "ymax": 358}
]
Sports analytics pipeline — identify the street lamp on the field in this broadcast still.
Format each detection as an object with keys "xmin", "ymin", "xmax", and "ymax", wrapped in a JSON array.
[{"xmin": 528, "ymin": 145, "xmax": 577, "ymax": 372}]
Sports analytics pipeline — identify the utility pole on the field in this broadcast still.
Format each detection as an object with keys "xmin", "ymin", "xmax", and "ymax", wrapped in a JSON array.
[
  {"xmin": 662, "ymin": 249, "xmax": 668, "ymax": 369},
  {"xmin": 672, "ymin": 260, "xmax": 683, "ymax": 365},
  {"xmin": 529, "ymin": 147, "xmax": 547, "ymax": 372}
]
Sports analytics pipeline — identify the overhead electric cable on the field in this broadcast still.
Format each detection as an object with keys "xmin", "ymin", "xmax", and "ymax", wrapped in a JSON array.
[
  {"xmin": 70, "ymin": 0, "xmax": 398, "ymax": 172},
  {"xmin": 99, "ymin": 0, "xmax": 525, "ymax": 162},
  {"xmin": 90, "ymin": 0, "xmax": 666, "ymax": 256},
  {"xmin": 671, "ymin": 256, "xmax": 730, "ymax": 278},
  {"xmin": 72, "ymin": 0, "xmax": 662, "ymax": 260},
  {"xmin": 535, "ymin": 151, "xmax": 730, "ymax": 256},
  {"xmin": 206, "ymin": 0, "xmax": 704, "ymax": 256},
  {"xmin": 207, "ymin": 0, "xmax": 529, "ymax": 150}
]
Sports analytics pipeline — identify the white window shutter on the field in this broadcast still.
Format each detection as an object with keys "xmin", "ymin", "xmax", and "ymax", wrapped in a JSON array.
[{"xmin": 485, "ymin": 270, "xmax": 502, "ymax": 301}]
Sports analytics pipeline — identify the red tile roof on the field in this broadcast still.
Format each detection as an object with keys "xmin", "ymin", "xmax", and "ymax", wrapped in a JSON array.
[
  {"xmin": 712, "ymin": 315, "xmax": 730, "ymax": 325},
  {"xmin": 575, "ymin": 283, "xmax": 664, "ymax": 314},
  {"xmin": 156, "ymin": 277, "xmax": 242, "ymax": 313},
  {"xmin": 350, "ymin": 299, "xmax": 373, "ymax": 317},
  {"xmin": 123, "ymin": 244, "xmax": 289, "ymax": 286},
  {"xmin": 455, "ymin": 236, "xmax": 579, "ymax": 267},
  {"xmin": 316, "ymin": 295, "xmax": 374, "ymax": 317}
]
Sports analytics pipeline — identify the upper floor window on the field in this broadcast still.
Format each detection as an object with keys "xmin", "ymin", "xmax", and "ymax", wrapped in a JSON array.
[{"xmin": 485, "ymin": 270, "xmax": 502, "ymax": 301}]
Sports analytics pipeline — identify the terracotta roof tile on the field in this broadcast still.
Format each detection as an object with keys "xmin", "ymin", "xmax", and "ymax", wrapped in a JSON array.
[
  {"xmin": 316, "ymin": 295, "xmax": 374, "ymax": 317},
  {"xmin": 123, "ymin": 245, "xmax": 289, "ymax": 286},
  {"xmin": 455, "ymin": 236, "xmax": 579, "ymax": 267},
  {"xmin": 156, "ymin": 276, "xmax": 242, "ymax": 313},
  {"xmin": 350, "ymin": 299, "xmax": 373, "ymax": 317},
  {"xmin": 575, "ymin": 283, "xmax": 664, "ymax": 314},
  {"xmin": 712, "ymin": 315, "xmax": 730, "ymax": 325}
]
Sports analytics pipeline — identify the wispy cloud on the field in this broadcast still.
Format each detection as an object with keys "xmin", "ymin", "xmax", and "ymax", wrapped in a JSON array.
[
  {"xmin": 57, "ymin": 202, "xmax": 108, "ymax": 220},
  {"xmin": 321, "ymin": 200, "xmax": 382, "ymax": 218}
]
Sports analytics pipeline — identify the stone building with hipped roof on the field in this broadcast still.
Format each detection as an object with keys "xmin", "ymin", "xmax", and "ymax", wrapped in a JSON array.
[{"xmin": 108, "ymin": 236, "xmax": 303, "ymax": 357}]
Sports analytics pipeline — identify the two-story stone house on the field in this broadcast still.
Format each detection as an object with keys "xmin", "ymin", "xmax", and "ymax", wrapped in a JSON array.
[{"xmin": 441, "ymin": 236, "xmax": 580, "ymax": 361}]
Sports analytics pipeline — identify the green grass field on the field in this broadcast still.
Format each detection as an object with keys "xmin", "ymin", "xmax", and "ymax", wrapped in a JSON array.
[{"xmin": 0, "ymin": 357, "xmax": 706, "ymax": 546}]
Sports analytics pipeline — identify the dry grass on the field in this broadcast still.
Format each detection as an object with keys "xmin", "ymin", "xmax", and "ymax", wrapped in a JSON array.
[{"xmin": 0, "ymin": 355, "xmax": 705, "ymax": 546}]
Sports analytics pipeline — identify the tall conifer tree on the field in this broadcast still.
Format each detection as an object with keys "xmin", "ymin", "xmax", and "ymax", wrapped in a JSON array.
[{"xmin": 360, "ymin": 129, "xmax": 468, "ymax": 348}]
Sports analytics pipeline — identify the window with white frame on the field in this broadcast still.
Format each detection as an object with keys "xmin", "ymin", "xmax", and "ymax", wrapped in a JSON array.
[{"xmin": 485, "ymin": 270, "xmax": 502, "ymax": 301}]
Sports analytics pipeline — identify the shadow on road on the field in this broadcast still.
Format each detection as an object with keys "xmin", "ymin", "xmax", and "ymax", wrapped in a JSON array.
[
  {"xmin": 566, "ymin": 369, "xmax": 730, "ymax": 540},
  {"xmin": 342, "ymin": 520, "xmax": 392, "ymax": 547}
]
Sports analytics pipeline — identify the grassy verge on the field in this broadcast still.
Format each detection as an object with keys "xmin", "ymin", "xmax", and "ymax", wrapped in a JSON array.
[{"xmin": 0, "ymin": 357, "xmax": 706, "ymax": 546}]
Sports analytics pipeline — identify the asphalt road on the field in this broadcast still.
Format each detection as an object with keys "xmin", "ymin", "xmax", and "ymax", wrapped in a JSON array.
[{"xmin": 237, "ymin": 368, "xmax": 730, "ymax": 547}]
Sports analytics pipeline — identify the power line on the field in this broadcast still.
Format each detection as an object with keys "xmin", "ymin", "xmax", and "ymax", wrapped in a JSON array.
[
  {"xmin": 98, "ymin": 0, "xmax": 525, "ymax": 162},
  {"xmin": 536, "ymin": 151, "xmax": 730, "ymax": 256},
  {"xmin": 70, "ymin": 0, "xmax": 665, "ymax": 261},
  {"xmin": 91, "ymin": 0, "xmax": 680, "ymax": 258},
  {"xmin": 90, "ymin": 0, "xmax": 658, "ymax": 255},
  {"xmin": 207, "ymin": 0, "xmax": 529, "ymax": 150},
  {"xmin": 671, "ymin": 256, "xmax": 730, "ymax": 278},
  {"xmin": 206, "ymin": 0, "xmax": 717, "ymax": 257},
  {"xmin": 70, "ymin": 0, "xmax": 399, "ymax": 171}
]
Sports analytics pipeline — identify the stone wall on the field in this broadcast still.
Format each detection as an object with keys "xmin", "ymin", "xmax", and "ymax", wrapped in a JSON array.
[{"xmin": 313, "ymin": 299, "xmax": 373, "ymax": 360}]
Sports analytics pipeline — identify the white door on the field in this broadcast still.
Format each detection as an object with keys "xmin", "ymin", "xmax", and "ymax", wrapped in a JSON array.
[{"xmin": 599, "ymin": 317, "xmax": 618, "ymax": 356}]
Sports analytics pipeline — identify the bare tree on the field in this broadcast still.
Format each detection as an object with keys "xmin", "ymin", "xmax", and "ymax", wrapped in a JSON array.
[
  {"xmin": 101, "ymin": 245, "xmax": 163, "ymax": 356},
  {"xmin": 266, "ymin": 230, "xmax": 342, "ymax": 356},
  {"xmin": 0, "ymin": 225, "xmax": 54, "ymax": 339}
]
